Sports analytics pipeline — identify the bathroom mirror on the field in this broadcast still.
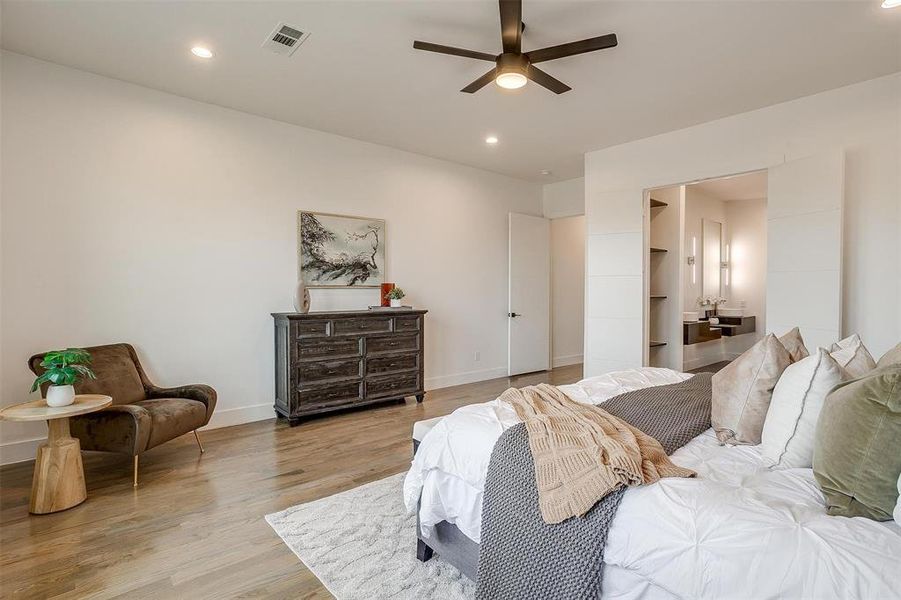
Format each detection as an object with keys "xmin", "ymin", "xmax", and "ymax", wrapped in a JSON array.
[{"xmin": 702, "ymin": 219, "xmax": 722, "ymax": 298}]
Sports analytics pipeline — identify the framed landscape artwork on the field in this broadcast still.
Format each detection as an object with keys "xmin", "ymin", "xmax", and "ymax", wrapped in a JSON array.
[{"xmin": 298, "ymin": 211, "xmax": 386, "ymax": 287}]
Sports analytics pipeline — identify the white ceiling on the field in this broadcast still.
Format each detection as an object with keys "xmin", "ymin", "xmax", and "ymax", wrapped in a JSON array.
[
  {"xmin": 2, "ymin": 1, "xmax": 899, "ymax": 182},
  {"xmin": 691, "ymin": 170, "xmax": 768, "ymax": 202}
]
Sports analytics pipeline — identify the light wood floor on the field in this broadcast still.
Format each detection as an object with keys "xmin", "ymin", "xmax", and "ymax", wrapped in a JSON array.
[{"xmin": 0, "ymin": 364, "xmax": 581, "ymax": 599}]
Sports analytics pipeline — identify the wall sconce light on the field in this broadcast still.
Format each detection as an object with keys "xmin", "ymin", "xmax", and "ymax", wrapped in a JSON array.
[
  {"xmin": 688, "ymin": 236, "xmax": 697, "ymax": 284},
  {"xmin": 722, "ymin": 243, "xmax": 731, "ymax": 287}
]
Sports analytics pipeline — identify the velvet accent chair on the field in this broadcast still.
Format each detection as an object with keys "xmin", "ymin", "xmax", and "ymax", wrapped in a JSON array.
[{"xmin": 28, "ymin": 343, "xmax": 216, "ymax": 486}]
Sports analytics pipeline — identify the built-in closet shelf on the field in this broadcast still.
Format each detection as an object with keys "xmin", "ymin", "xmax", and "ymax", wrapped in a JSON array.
[
  {"xmin": 649, "ymin": 341, "xmax": 667, "ymax": 348},
  {"xmin": 650, "ymin": 198, "xmax": 668, "ymax": 209},
  {"xmin": 649, "ymin": 247, "xmax": 668, "ymax": 254},
  {"xmin": 649, "ymin": 295, "xmax": 667, "ymax": 299}
]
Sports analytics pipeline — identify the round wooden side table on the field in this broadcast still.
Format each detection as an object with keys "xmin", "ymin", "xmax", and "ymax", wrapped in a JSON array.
[{"xmin": 0, "ymin": 394, "xmax": 112, "ymax": 514}]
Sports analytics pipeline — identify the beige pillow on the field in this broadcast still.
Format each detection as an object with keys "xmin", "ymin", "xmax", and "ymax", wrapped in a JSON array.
[
  {"xmin": 712, "ymin": 333, "xmax": 792, "ymax": 445},
  {"xmin": 778, "ymin": 327, "xmax": 809, "ymax": 363},
  {"xmin": 877, "ymin": 342, "xmax": 901, "ymax": 369},
  {"xmin": 830, "ymin": 334, "xmax": 876, "ymax": 378}
]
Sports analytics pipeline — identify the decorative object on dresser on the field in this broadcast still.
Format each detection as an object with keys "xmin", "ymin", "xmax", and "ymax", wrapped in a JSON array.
[
  {"xmin": 28, "ymin": 343, "xmax": 216, "ymax": 487},
  {"xmin": 293, "ymin": 279, "xmax": 310, "ymax": 314},
  {"xmin": 386, "ymin": 287, "xmax": 406, "ymax": 308},
  {"xmin": 272, "ymin": 309, "xmax": 427, "ymax": 425},
  {"xmin": 380, "ymin": 282, "xmax": 396, "ymax": 307},
  {"xmin": 298, "ymin": 211, "xmax": 386, "ymax": 287}
]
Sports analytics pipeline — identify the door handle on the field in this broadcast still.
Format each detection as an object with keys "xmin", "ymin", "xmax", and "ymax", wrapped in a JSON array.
[{"xmin": 508, "ymin": 312, "xmax": 521, "ymax": 318}]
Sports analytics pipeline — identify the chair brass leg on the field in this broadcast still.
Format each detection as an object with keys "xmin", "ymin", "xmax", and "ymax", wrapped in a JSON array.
[
  {"xmin": 133, "ymin": 455, "xmax": 139, "ymax": 488},
  {"xmin": 193, "ymin": 429, "xmax": 204, "ymax": 454}
]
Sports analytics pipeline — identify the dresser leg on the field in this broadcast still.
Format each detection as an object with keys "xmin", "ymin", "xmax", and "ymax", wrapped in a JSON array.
[
  {"xmin": 288, "ymin": 418, "xmax": 302, "ymax": 427},
  {"xmin": 415, "ymin": 393, "xmax": 425, "ymax": 403}
]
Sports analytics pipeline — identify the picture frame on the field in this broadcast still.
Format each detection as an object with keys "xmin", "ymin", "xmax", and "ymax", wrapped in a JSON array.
[{"xmin": 297, "ymin": 211, "xmax": 386, "ymax": 288}]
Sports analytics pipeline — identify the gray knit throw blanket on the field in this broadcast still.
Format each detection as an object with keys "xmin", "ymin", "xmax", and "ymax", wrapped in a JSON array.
[{"xmin": 475, "ymin": 373, "xmax": 713, "ymax": 600}]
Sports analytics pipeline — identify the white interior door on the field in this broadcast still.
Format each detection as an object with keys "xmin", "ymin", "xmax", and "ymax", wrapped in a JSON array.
[
  {"xmin": 766, "ymin": 151, "xmax": 844, "ymax": 351},
  {"xmin": 508, "ymin": 213, "xmax": 550, "ymax": 375}
]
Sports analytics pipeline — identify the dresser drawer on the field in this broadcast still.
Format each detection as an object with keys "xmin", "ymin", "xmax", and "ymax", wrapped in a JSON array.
[
  {"xmin": 367, "ymin": 334, "xmax": 419, "ymax": 355},
  {"xmin": 295, "ymin": 381, "xmax": 363, "ymax": 412},
  {"xmin": 294, "ymin": 319, "xmax": 330, "ymax": 338},
  {"xmin": 367, "ymin": 372, "xmax": 420, "ymax": 399},
  {"xmin": 332, "ymin": 317, "xmax": 392, "ymax": 336},
  {"xmin": 298, "ymin": 358, "xmax": 362, "ymax": 384},
  {"xmin": 367, "ymin": 353, "xmax": 419, "ymax": 375},
  {"xmin": 297, "ymin": 336, "xmax": 362, "ymax": 360},
  {"xmin": 393, "ymin": 316, "xmax": 421, "ymax": 332}
]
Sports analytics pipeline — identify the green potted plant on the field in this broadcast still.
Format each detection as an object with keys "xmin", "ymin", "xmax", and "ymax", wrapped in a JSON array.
[
  {"xmin": 30, "ymin": 348, "xmax": 97, "ymax": 407},
  {"xmin": 385, "ymin": 287, "xmax": 406, "ymax": 308}
]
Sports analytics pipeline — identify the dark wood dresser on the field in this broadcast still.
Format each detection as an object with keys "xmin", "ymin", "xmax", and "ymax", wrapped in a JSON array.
[{"xmin": 272, "ymin": 309, "xmax": 427, "ymax": 424}]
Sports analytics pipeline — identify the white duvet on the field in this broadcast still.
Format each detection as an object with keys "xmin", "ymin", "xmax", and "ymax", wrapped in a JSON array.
[{"xmin": 403, "ymin": 368, "xmax": 901, "ymax": 600}]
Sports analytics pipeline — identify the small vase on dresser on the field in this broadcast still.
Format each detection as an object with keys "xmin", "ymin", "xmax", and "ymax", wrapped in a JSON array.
[{"xmin": 293, "ymin": 280, "xmax": 311, "ymax": 314}]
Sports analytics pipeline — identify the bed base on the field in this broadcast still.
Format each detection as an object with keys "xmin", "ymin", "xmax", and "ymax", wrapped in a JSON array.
[
  {"xmin": 416, "ymin": 517, "xmax": 480, "ymax": 582},
  {"xmin": 413, "ymin": 436, "xmax": 481, "ymax": 582}
]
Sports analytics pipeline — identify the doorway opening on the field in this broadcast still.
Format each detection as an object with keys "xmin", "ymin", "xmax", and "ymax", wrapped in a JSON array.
[{"xmin": 645, "ymin": 170, "xmax": 768, "ymax": 372}]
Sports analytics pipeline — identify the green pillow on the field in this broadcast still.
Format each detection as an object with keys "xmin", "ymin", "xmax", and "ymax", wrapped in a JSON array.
[{"xmin": 813, "ymin": 364, "xmax": 901, "ymax": 521}]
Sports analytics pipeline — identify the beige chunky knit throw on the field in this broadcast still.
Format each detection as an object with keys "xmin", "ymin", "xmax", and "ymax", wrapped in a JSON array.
[{"xmin": 500, "ymin": 383, "xmax": 697, "ymax": 524}]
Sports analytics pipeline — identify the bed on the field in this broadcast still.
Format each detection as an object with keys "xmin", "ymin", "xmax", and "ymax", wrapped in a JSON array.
[{"xmin": 403, "ymin": 368, "xmax": 901, "ymax": 599}]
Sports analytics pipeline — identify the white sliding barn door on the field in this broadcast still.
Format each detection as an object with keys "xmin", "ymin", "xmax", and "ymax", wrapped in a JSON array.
[
  {"xmin": 508, "ymin": 213, "xmax": 550, "ymax": 375},
  {"xmin": 766, "ymin": 151, "xmax": 844, "ymax": 351}
]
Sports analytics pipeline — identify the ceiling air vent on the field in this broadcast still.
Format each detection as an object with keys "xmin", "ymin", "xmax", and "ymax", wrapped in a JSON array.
[{"xmin": 262, "ymin": 22, "xmax": 310, "ymax": 56}]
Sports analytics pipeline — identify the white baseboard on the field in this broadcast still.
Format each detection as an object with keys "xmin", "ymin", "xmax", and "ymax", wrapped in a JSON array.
[
  {"xmin": 553, "ymin": 353, "xmax": 583, "ymax": 368},
  {"xmin": 425, "ymin": 366, "xmax": 508, "ymax": 390},
  {"xmin": 0, "ymin": 437, "xmax": 45, "ymax": 466},
  {"xmin": 203, "ymin": 402, "xmax": 273, "ymax": 430}
]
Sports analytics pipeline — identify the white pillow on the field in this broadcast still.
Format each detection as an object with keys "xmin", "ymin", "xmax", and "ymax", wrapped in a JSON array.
[
  {"xmin": 760, "ymin": 348, "xmax": 847, "ymax": 468},
  {"xmin": 830, "ymin": 334, "xmax": 876, "ymax": 378}
]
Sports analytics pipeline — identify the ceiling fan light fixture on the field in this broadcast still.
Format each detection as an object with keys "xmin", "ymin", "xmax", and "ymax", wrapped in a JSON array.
[{"xmin": 495, "ymin": 71, "xmax": 528, "ymax": 89}]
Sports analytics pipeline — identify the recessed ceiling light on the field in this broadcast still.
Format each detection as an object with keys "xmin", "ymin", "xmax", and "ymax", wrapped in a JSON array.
[
  {"xmin": 882, "ymin": 0, "xmax": 901, "ymax": 7},
  {"xmin": 485, "ymin": 135, "xmax": 499, "ymax": 145},
  {"xmin": 540, "ymin": 170, "xmax": 552, "ymax": 176},
  {"xmin": 191, "ymin": 46, "xmax": 214, "ymax": 59}
]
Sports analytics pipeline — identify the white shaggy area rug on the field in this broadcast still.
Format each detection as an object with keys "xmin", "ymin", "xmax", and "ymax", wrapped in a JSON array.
[{"xmin": 266, "ymin": 473, "xmax": 476, "ymax": 599}]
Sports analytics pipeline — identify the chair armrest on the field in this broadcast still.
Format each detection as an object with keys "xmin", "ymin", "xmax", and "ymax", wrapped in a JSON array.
[
  {"xmin": 70, "ymin": 404, "xmax": 152, "ymax": 455},
  {"xmin": 145, "ymin": 384, "xmax": 217, "ymax": 425}
]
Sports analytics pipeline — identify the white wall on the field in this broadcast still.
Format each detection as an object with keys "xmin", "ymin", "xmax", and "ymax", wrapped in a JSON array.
[
  {"xmin": 543, "ymin": 177, "xmax": 585, "ymax": 219},
  {"xmin": 544, "ymin": 177, "xmax": 585, "ymax": 369},
  {"xmin": 550, "ymin": 216, "xmax": 584, "ymax": 367},
  {"xmin": 584, "ymin": 73, "xmax": 900, "ymax": 377},
  {"xmin": 0, "ymin": 53, "xmax": 542, "ymax": 463},
  {"xmin": 726, "ymin": 198, "xmax": 767, "ymax": 335}
]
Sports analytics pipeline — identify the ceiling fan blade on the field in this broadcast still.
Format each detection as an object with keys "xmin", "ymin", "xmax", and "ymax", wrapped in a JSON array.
[
  {"xmin": 499, "ymin": 0, "xmax": 522, "ymax": 53},
  {"xmin": 526, "ymin": 33, "xmax": 618, "ymax": 64},
  {"xmin": 527, "ymin": 65, "xmax": 571, "ymax": 94},
  {"xmin": 461, "ymin": 68, "xmax": 498, "ymax": 93},
  {"xmin": 413, "ymin": 41, "xmax": 496, "ymax": 62}
]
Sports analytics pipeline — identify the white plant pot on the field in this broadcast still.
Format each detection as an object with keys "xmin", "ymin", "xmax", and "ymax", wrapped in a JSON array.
[
  {"xmin": 390, "ymin": 298, "xmax": 403, "ymax": 308},
  {"xmin": 46, "ymin": 384, "xmax": 76, "ymax": 407}
]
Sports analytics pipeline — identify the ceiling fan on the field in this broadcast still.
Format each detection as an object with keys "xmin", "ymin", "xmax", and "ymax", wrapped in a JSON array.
[{"xmin": 413, "ymin": 0, "xmax": 617, "ymax": 94}]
